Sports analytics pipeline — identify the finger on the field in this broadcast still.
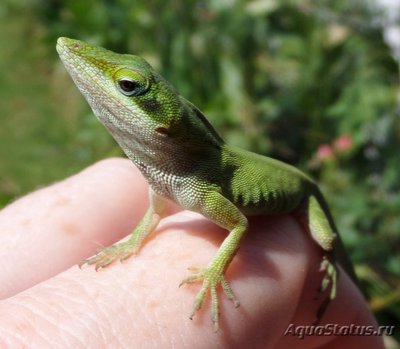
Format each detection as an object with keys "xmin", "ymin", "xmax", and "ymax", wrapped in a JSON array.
[
  {"xmin": 0, "ymin": 212, "xmax": 309, "ymax": 348},
  {"xmin": 0, "ymin": 158, "xmax": 149, "ymax": 298}
]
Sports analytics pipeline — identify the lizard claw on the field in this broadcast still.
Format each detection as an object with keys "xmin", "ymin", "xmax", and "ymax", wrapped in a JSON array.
[
  {"xmin": 79, "ymin": 241, "xmax": 137, "ymax": 270},
  {"xmin": 314, "ymin": 254, "xmax": 338, "ymax": 324},
  {"xmin": 316, "ymin": 255, "xmax": 338, "ymax": 299},
  {"xmin": 180, "ymin": 266, "xmax": 240, "ymax": 331}
]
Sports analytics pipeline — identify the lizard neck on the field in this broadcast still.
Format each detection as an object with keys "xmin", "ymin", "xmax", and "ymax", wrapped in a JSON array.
[{"xmin": 115, "ymin": 125, "xmax": 223, "ymax": 200}]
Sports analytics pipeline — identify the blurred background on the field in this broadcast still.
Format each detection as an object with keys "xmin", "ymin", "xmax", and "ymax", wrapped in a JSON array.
[{"xmin": 0, "ymin": 0, "xmax": 399, "ymax": 345}]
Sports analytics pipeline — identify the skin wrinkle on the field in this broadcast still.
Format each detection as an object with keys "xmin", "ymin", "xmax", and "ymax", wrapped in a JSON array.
[
  {"xmin": 81, "ymin": 258, "xmax": 162, "ymax": 346},
  {"xmin": 56, "ymin": 320, "xmax": 88, "ymax": 349},
  {"xmin": 6, "ymin": 299, "xmax": 54, "ymax": 347},
  {"xmin": 101, "ymin": 276, "xmax": 130, "ymax": 339},
  {"xmin": 54, "ymin": 276, "xmax": 116, "ymax": 348},
  {"xmin": 82, "ymin": 294, "xmax": 110, "ymax": 348}
]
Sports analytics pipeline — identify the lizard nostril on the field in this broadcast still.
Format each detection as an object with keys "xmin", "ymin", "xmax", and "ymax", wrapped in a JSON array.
[{"xmin": 72, "ymin": 42, "xmax": 81, "ymax": 50}]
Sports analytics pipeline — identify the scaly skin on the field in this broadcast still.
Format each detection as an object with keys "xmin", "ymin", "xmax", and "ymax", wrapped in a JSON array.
[{"xmin": 56, "ymin": 37, "xmax": 357, "ymax": 331}]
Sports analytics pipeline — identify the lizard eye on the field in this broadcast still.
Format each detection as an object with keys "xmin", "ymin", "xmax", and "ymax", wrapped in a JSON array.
[
  {"xmin": 114, "ymin": 67, "xmax": 149, "ymax": 97},
  {"xmin": 117, "ymin": 78, "xmax": 141, "ymax": 96}
]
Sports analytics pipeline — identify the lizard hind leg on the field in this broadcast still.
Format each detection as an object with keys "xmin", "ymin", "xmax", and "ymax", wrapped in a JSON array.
[{"xmin": 306, "ymin": 194, "xmax": 339, "ymax": 324}]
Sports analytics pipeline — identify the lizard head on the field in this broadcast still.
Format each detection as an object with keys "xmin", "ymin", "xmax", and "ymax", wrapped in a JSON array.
[{"xmin": 57, "ymin": 37, "xmax": 223, "ymax": 168}]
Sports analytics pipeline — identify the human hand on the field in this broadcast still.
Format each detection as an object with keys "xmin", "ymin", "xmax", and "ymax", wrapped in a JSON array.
[{"xmin": 0, "ymin": 159, "xmax": 383, "ymax": 348}]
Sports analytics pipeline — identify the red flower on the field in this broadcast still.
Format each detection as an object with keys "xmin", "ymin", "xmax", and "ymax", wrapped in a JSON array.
[
  {"xmin": 334, "ymin": 135, "xmax": 352, "ymax": 152},
  {"xmin": 317, "ymin": 144, "xmax": 334, "ymax": 161}
]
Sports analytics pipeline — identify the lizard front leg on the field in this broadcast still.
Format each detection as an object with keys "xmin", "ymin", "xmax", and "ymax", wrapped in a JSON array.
[
  {"xmin": 180, "ymin": 191, "xmax": 248, "ymax": 331},
  {"xmin": 80, "ymin": 189, "xmax": 168, "ymax": 270}
]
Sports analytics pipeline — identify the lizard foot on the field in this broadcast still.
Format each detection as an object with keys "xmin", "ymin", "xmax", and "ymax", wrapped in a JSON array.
[
  {"xmin": 314, "ymin": 254, "xmax": 338, "ymax": 324},
  {"xmin": 318, "ymin": 254, "xmax": 338, "ymax": 299},
  {"xmin": 179, "ymin": 266, "xmax": 240, "ymax": 332},
  {"xmin": 79, "ymin": 241, "xmax": 137, "ymax": 271}
]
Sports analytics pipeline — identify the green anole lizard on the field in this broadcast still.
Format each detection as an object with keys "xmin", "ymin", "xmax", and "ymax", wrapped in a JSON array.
[{"xmin": 56, "ymin": 37, "xmax": 358, "ymax": 331}]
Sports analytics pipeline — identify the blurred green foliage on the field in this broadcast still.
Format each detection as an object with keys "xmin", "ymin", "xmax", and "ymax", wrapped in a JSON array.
[{"xmin": 0, "ymin": 0, "xmax": 399, "ymax": 343}]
